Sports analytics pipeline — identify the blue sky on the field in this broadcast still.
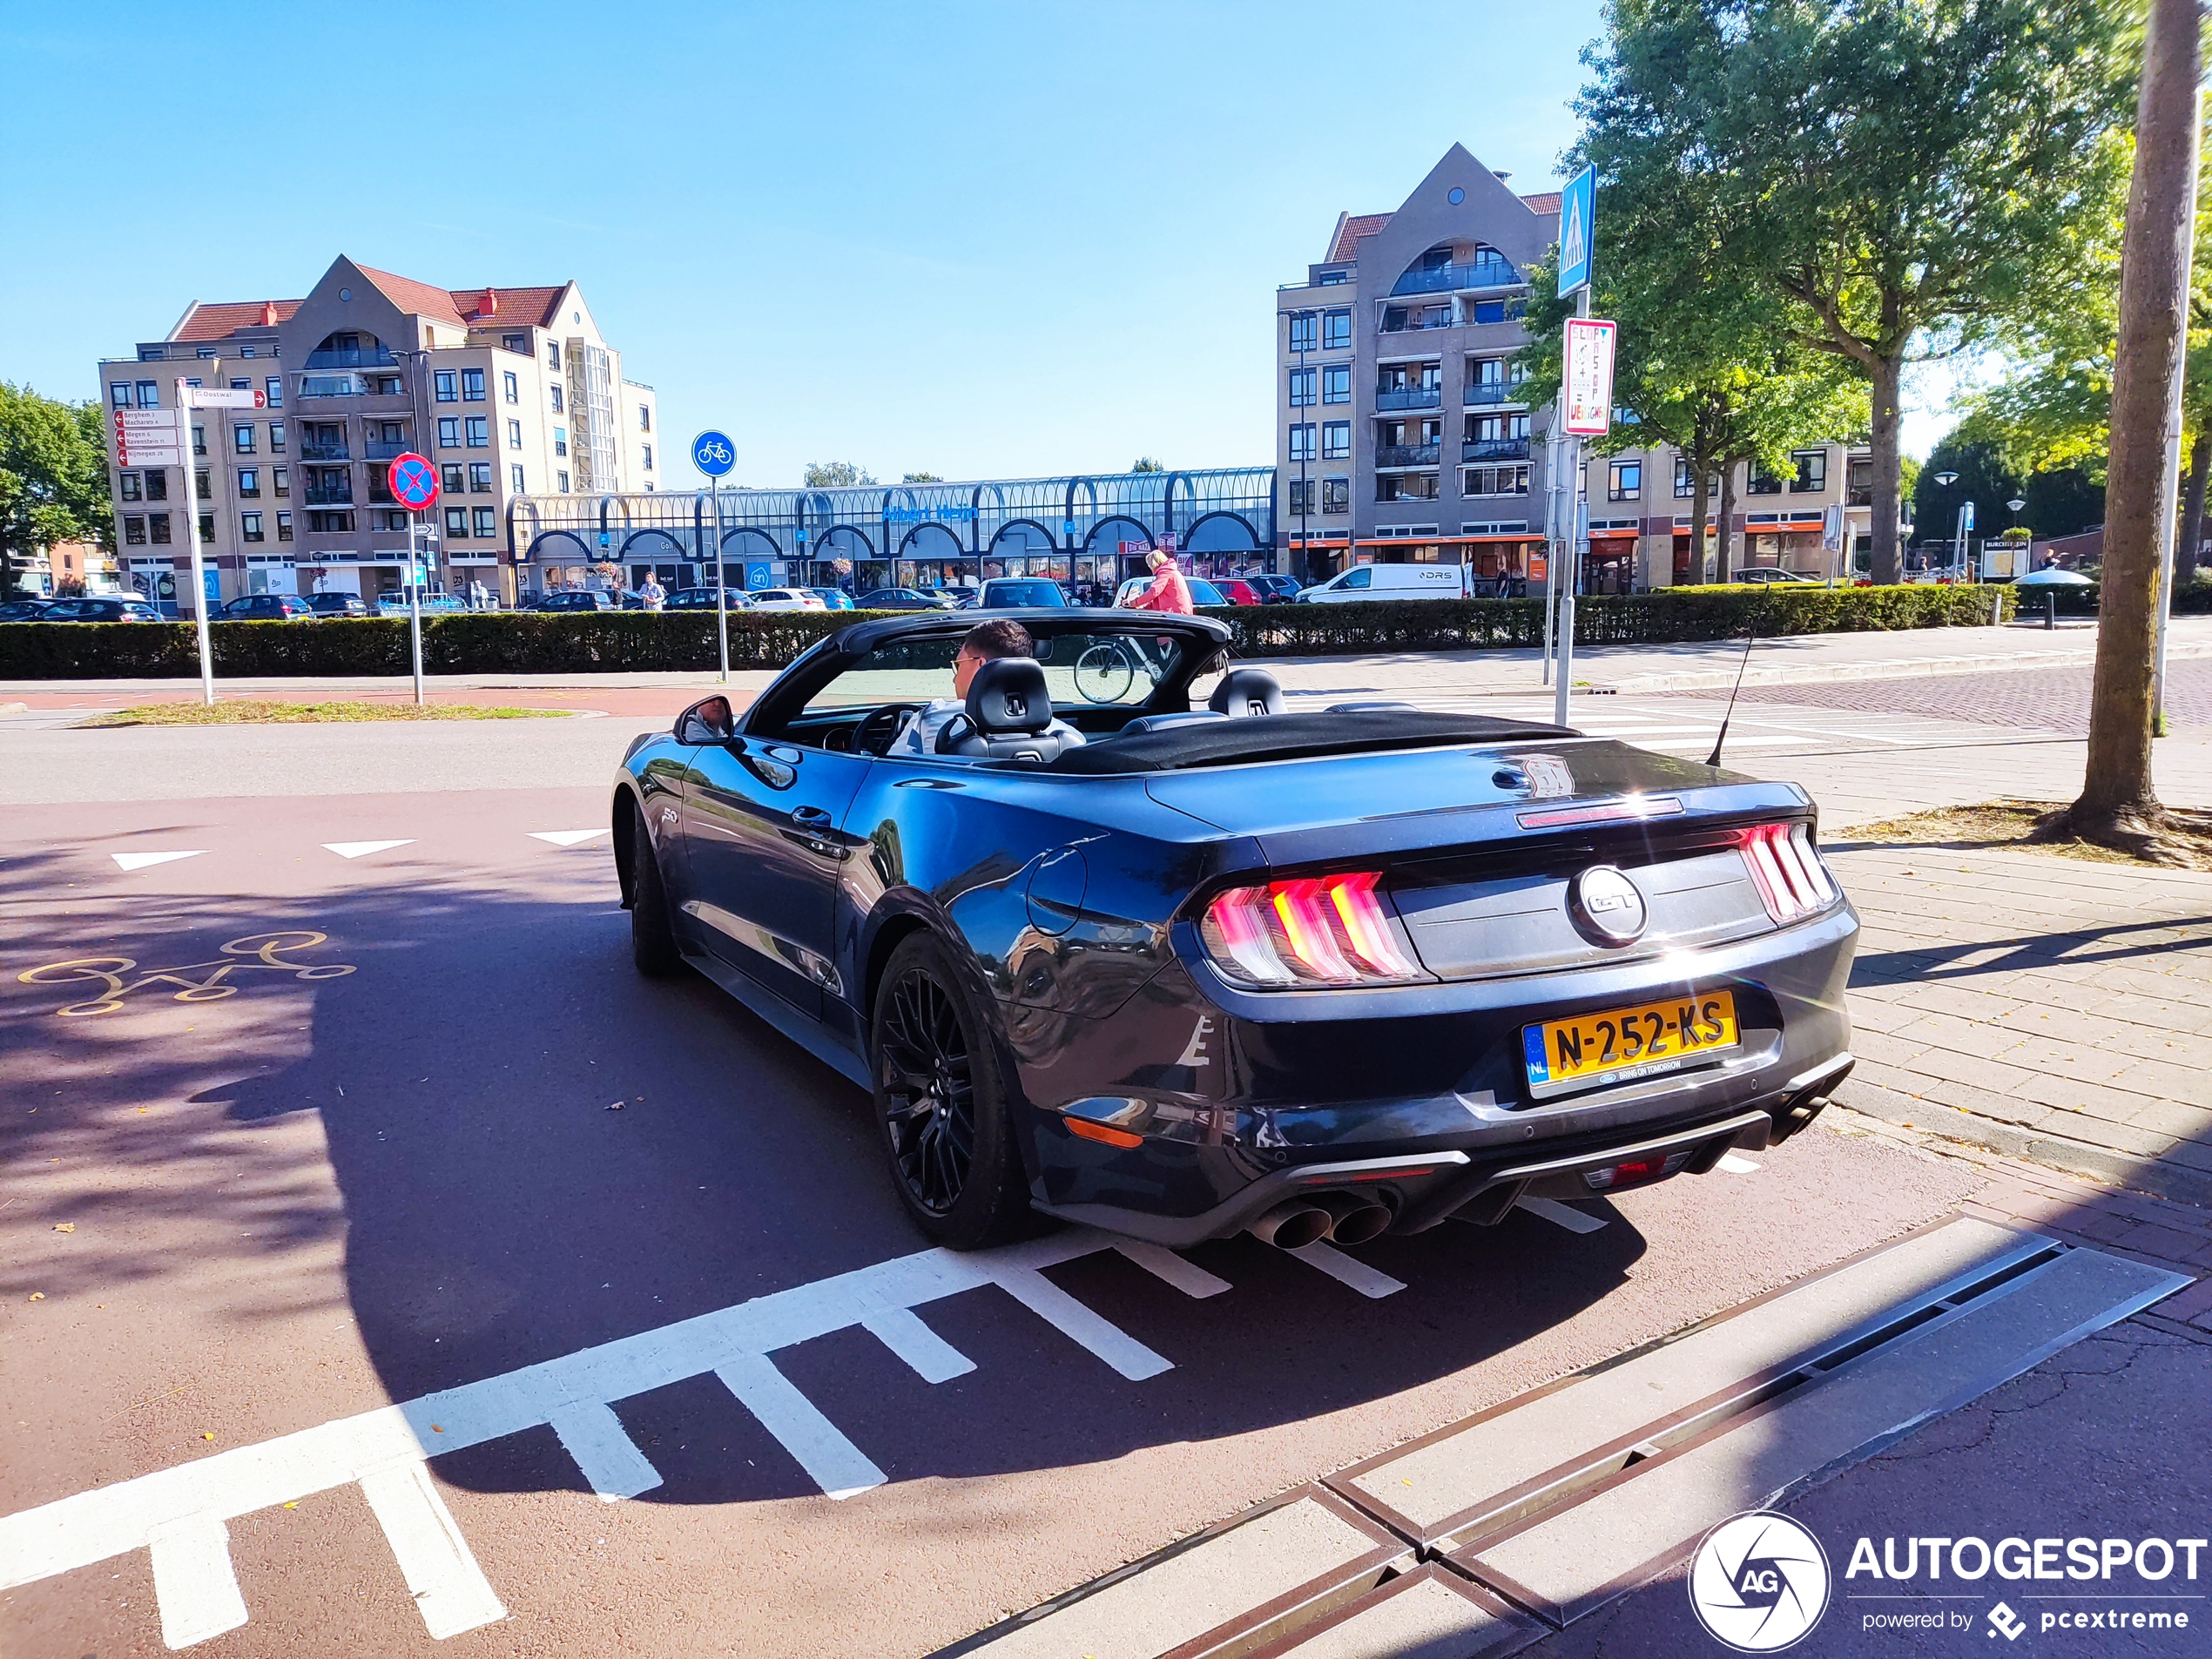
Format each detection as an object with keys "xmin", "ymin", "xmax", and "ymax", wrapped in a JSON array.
[{"xmin": 0, "ymin": 2, "xmax": 1946, "ymax": 488}]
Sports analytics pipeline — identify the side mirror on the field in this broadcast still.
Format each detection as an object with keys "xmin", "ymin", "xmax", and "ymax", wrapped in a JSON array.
[{"xmin": 674, "ymin": 694, "xmax": 737, "ymax": 745}]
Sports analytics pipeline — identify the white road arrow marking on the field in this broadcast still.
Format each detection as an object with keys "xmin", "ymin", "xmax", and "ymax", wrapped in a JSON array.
[
  {"xmin": 323, "ymin": 840, "xmax": 415, "ymax": 860},
  {"xmin": 528, "ymin": 829, "xmax": 606, "ymax": 846},
  {"xmin": 111, "ymin": 850, "xmax": 205, "ymax": 872}
]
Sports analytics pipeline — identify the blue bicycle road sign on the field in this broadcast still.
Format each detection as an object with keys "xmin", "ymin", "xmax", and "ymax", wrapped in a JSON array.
[{"xmin": 692, "ymin": 430, "xmax": 737, "ymax": 478}]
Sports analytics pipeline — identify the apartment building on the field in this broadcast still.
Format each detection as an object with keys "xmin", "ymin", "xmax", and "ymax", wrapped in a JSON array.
[
  {"xmin": 95, "ymin": 255, "xmax": 658, "ymax": 610},
  {"xmin": 1277, "ymin": 145, "xmax": 1560, "ymax": 585}
]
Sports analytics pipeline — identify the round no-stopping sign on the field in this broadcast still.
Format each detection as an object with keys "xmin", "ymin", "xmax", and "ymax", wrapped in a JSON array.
[{"xmin": 388, "ymin": 453, "xmax": 440, "ymax": 511}]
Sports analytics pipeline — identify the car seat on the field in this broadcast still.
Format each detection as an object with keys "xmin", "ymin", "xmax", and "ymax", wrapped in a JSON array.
[
  {"xmin": 934, "ymin": 658, "xmax": 1082, "ymax": 762},
  {"xmin": 1208, "ymin": 668, "xmax": 1286, "ymax": 718}
]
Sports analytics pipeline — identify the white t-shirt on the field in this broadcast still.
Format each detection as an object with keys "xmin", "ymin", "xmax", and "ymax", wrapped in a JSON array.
[{"xmin": 890, "ymin": 698, "xmax": 1082, "ymax": 758}]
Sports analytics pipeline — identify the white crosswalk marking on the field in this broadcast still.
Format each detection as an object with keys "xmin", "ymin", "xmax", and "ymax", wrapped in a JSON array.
[
  {"xmin": 357, "ymin": 1459, "xmax": 507, "ymax": 1640},
  {"xmin": 1284, "ymin": 1241, "xmax": 1406, "ymax": 1298},
  {"xmin": 1518, "ymin": 1197, "xmax": 1609, "ymax": 1234},
  {"xmin": 147, "ymin": 1514, "xmax": 248, "ymax": 1649}
]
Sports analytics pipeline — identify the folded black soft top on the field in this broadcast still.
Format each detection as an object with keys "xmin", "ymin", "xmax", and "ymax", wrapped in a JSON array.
[{"xmin": 1042, "ymin": 709, "xmax": 1575, "ymax": 774}]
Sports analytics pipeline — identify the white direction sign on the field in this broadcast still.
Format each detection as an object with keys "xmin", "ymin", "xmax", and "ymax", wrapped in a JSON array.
[
  {"xmin": 112, "ymin": 408, "xmax": 184, "ymax": 467},
  {"xmin": 1561, "ymin": 317, "xmax": 1619, "ymax": 437},
  {"xmin": 185, "ymin": 387, "xmax": 266, "ymax": 409}
]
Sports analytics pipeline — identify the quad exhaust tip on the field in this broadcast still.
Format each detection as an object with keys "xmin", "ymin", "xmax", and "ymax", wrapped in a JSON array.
[{"xmin": 1249, "ymin": 1190, "xmax": 1393, "ymax": 1249}]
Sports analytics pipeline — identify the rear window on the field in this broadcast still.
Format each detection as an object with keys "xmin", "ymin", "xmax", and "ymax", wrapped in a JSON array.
[
  {"xmin": 802, "ymin": 630, "xmax": 1199, "ymax": 715},
  {"xmin": 986, "ymin": 581, "xmax": 1063, "ymax": 606}
]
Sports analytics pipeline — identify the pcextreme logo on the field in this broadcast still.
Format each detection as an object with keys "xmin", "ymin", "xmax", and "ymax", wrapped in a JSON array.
[{"xmin": 1689, "ymin": 1511, "xmax": 1833, "ymax": 1651}]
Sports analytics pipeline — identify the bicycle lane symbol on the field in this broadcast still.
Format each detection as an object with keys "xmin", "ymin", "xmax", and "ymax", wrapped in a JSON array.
[{"xmin": 18, "ymin": 932, "xmax": 357, "ymax": 1017}]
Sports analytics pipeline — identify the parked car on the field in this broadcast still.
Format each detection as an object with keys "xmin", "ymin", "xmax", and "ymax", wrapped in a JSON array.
[
  {"xmin": 1244, "ymin": 574, "xmax": 1303, "ymax": 604},
  {"xmin": 304, "ymin": 592, "xmax": 370, "ymax": 617},
  {"xmin": 529, "ymin": 590, "xmax": 618, "ymax": 613},
  {"xmin": 975, "ymin": 577, "xmax": 1069, "ymax": 610},
  {"xmin": 1211, "ymin": 578, "xmax": 1264, "ymax": 606},
  {"xmin": 667, "ymin": 587, "xmax": 752, "ymax": 610},
  {"xmin": 856, "ymin": 588, "xmax": 955, "ymax": 611},
  {"xmin": 1111, "ymin": 575, "xmax": 1230, "ymax": 608},
  {"xmin": 941, "ymin": 584, "xmax": 981, "ymax": 609},
  {"xmin": 39, "ymin": 597, "xmax": 166, "ymax": 623},
  {"xmin": 614, "ymin": 611, "xmax": 1857, "ymax": 1249},
  {"xmin": 747, "ymin": 589, "xmax": 827, "ymax": 612},
  {"xmin": 1730, "ymin": 569, "xmax": 1819, "ymax": 586},
  {"xmin": 221, "ymin": 594, "xmax": 319, "ymax": 621},
  {"xmin": 1297, "ymin": 564, "xmax": 1469, "ymax": 603},
  {"xmin": 806, "ymin": 589, "xmax": 856, "ymax": 610},
  {"xmin": 0, "ymin": 599, "xmax": 56, "ymax": 621}
]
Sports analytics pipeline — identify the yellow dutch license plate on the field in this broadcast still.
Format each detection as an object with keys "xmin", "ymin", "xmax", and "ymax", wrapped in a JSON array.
[{"xmin": 1523, "ymin": 989, "xmax": 1739, "ymax": 1096}]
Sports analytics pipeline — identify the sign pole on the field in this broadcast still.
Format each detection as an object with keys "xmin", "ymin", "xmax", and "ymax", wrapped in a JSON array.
[
  {"xmin": 713, "ymin": 476, "xmax": 729, "ymax": 685},
  {"xmin": 178, "ymin": 401, "xmax": 216, "ymax": 707},
  {"xmin": 408, "ymin": 514, "xmax": 425, "ymax": 705},
  {"xmin": 1554, "ymin": 287, "xmax": 1594, "ymax": 732}
]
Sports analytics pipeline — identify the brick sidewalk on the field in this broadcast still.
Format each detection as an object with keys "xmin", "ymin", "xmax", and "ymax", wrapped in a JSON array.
[{"xmin": 1828, "ymin": 842, "xmax": 2212, "ymax": 1208}]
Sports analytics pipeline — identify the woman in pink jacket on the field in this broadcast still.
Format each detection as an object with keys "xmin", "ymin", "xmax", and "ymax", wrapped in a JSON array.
[{"xmin": 1123, "ymin": 549, "xmax": 1195, "ymax": 614}]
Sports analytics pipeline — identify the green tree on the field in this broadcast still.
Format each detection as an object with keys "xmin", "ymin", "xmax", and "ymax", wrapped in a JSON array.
[
  {"xmin": 1577, "ymin": 0, "xmax": 2136, "ymax": 584},
  {"xmin": 900, "ymin": 471, "xmax": 942, "ymax": 483},
  {"xmin": 1130, "ymin": 457, "xmax": 1164, "ymax": 474},
  {"xmin": 0, "ymin": 383, "xmax": 112, "ymax": 597},
  {"xmin": 802, "ymin": 460, "xmax": 875, "ymax": 488}
]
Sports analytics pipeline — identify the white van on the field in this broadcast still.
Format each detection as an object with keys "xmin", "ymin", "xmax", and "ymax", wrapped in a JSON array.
[{"xmin": 1296, "ymin": 563, "xmax": 1469, "ymax": 603}]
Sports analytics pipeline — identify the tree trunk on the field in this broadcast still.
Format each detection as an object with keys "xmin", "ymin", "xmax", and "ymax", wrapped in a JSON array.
[
  {"xmin": 2072, "ymin": 0, "xmax": 2202, "ymax": 832},
  {"xmin": 2180, "ymin": 425, "xmax": 2210, "ymax": 585},
  {"xmin": 1867, "ymin": 354, "xmax": 1905, "ymax": 585},
  {"xmin": 1687, "ymin": 458, "xmax": 1711, "ymax": 588},
  {"xmin": 1715, "ymin": 462, "xmax": 1737, "ymax": 583}
]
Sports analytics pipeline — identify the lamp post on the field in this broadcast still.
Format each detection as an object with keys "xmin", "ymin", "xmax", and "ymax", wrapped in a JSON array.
[{"xmin": 1931, "ymin": 471, "xmax": 1959, "ymax": 581}]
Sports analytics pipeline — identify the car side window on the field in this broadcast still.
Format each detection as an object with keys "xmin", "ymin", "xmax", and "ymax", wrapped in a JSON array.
[{"xmin": 1345, "ymin": 568, "xmax": 1372, "ymax": 589}]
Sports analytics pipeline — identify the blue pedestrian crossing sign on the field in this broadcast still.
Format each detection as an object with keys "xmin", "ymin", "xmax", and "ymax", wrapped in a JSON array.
[
  {"xmin": 1558, "ymin": 165, "xmax": 1596, "ymax": 299},
  {"xmin": 691, "ymin": 430, "xmax": 737, "ymax": 478}
]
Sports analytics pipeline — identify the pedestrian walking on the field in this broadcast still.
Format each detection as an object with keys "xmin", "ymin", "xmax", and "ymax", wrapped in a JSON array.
[{"xmin": 639, "ymin": 573, "xmax": 666, "ymax": 612}]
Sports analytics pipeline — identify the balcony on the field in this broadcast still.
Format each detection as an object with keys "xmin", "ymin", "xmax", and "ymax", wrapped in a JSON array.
[
  {"xmin": 1463, "ymin": 437, "xmax": 1531, "ymax": 462},
  {"xmin": 364, "ymin": 439, "xmax": 409, "ymax": 462},
  {"xmin": 1381, "ymin": 308, "xmax": 1456, "ymax": 333},
  {"xmin": 1390, "ymin": 256, "xmax": 1520, "ymax": 296},
  {"xmin": 303, "ymin": 482, "xmax": 354, "ymax": 507},
  {"xmin": 304, "ymin": 346, "xmax": 398, "ymax": 369},
  {"xmin": 298, "ymin": 438, "xmax": 349, "ymax": 461},
  {"xmin": 1376, "ymin": 443, "xmax": 1443, "ymax": 469},
  {"xmin": 1465, "ymin": 381, "xmax": 1528, "ymax": 406},
  {"xmin": 1377, "ymin": 388, "xmax": 1443, "ymax": 412}
]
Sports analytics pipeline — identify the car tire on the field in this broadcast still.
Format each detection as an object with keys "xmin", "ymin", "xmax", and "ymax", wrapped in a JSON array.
[
  {"xmin": 627, "ymin": 799, "xmax": 684, "ymax": 978},
  {"xmin": 870, "ymin": 933, "xmax": 1034, "ymax": 1249}
]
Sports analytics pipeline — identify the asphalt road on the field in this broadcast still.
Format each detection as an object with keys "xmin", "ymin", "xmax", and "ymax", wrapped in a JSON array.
[{"xmin": 0, "ymin": 693, "xmax": 2202, "ymax": 1658}]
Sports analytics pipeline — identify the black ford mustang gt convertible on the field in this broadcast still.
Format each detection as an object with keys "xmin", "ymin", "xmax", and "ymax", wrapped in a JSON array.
[{"xmin": 611, "ymin": 610, "xmax": 1856, "ymax": 1250}]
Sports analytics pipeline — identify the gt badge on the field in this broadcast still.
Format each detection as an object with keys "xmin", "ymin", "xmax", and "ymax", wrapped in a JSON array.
[{"xmin": 1569, "ymin": 865, "xmax": 1648, "ymax": 946}]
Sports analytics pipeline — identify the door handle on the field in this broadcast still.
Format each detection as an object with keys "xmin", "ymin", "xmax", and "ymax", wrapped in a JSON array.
[{"xmin": 790, "ymin": 806, "xmax": 834, "ymax": 830}]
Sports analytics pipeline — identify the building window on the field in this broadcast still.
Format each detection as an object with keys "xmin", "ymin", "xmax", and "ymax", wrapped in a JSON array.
[
  {"xmin": 1465, "ymin": 465, "xmax": 1531, "ymax": 497},
  {"xmin": 473, "ymin": 507, "xmax": 496, "ymax": 538},
  {"xmin": 464, "ymin": 416, "xmax": 488, "ymax": 448},
  {"xmin": 510, "ymin": 463, "xmax": 525, "ymax": 492},
  {"xmin": 1608, "ymin": 460, "xmax": 1642, "ymax": 502},
  {"xmin": 111, "ymin": 382, "xmax": 131, "ymax": 408},
  {"xmin": 376, "ymin": 509, "xmax": 409, "ymax": 531},
  {"xmin": 1791, "ymin": 448, "xmax": 1828, "ymax": 492},
  {"xmin": 1847, "ymin": 457, "xmax": 1874, "ymax": 507},
  {"xmin": 241, "ymin": 512, "xmax": 264, "ymax": 543},
  {"xmin": 306, "ymin": 510, "xmax": 354, "ymax": 532},
  {"xmin": 196, "ymin": 347, "xmax": 217, "ymax": 360},
  {"xmin": 119, "ymin": 471, "xmax": 142, "ymax": 502},
  {"xmin": 442, "ymin": 463, "xmax": 466, "ymax": 494},
  {"xmin": 502, "ymin": 332, "xmax": 527, "ymax": 353},
  {"xmin": 1322, "ymin": 364, "xmax": 1352, "ymax": 404},
  {"xmin": 138, "ymin": 346, "xmax": 165, "ymax": 362},
  {"xmin": 150, "ymin": 513, "xmax": 172, "ymax": 543},
  {"xmin": 273, "ymin": 466, "xmax": 288, "ymax": 497},
  {"xmin": 469, "ymin": 462, "xmax": 492, "ymax": 493},
  {"xmin": 462, "ymin": 368, "xmax": 485, "ymax": 401},
  {"xmin": 638, "ymin": 404, "xmax": 651, "ymax": 432},
  {"xmin": 434, "ymin": 370, "xmax": 457, "ymax": 402},
  {"xmin": 1324, "ymin": 310, "xmax": 1352, "ymax": 350},
  {"xmin": 269, "ymin": 421, "xmax": 285, "ymax": 453},
  {"xmin": 1747, "ymin": 458, "xmax": 1783, "ymax": 496},
  {"xmin": 237, "ymin": 468, "xmax": 259, "ymax": 497},
  {"xmin": 190, "ymin": 425, "xmax": 206, "ymax": 457},
  {"xmin": 549, "ymin": 384, "xmax": 564, "ymax": 414},
  {"xmin": 1288, "ymin": 368, "xmax": 1316, "ymax": 408},
  {"xmin": 124, "ymin": 516, "xmax": 146, "ymax": 544},
  {"xmin": 230, "ymin": 378, "xmax": 249, "ymax": 392},
  {"xmin": 136, "ymin": 381, "xmax": 159, "ymax": 408},
  {"xmin": 506, "ymin": 419, "xmax": 523, "ymax": 448},
  {"xmin": 1288, "ymin": 313, "xmax": 1318, "ymax": 353},
  {"xmin": 553, "ymin": 426, "xmax": 568, "ymax": 456},
  {"xmin": 199, "ymin": 513, "xmax": 215, "ymax": 543},
  {"xmin": 145, "ymin": 469, "xmax": 167, "ymax": 501},
  {"xmin": 276, "ymin": 511, "xmax": 293, "ymax": 542},
  {"xmin": 503, "ymin": 371, "xmax": 519, "ymax": 404},
  {"xmin": 446, "ymin": 507, "xmax": 469, "ymax": 538},
  {"xmin": 556, "ymin": 470, "xmax": 570, "ymax": 492},
  {"xmin": 1323, "ymin": 476, "xmax": 1351, "ymax": 513},
  {"xmin": 1320, "ymin": 421, "xmax": 1352, "ymax": 460},
  {"xmin": 642, "ymin": 443, "xmax": 653, "ymax": 470},
  {"xmin": 1318, "ymin": 270, "xmax": 1348, "ymax": 287},
  {"xmin": 233, "ymin": 423, "xmax": 255, "ymax": 454},
  {"xmin": 438, "ymin": 417, "xmax": 461, "ymax": 448},
  {"xmin": 1288, "ymin": 423, "xmax": 1316, "ymax": 462},
  {"xmin": 1288, "ymin": 478, "xmax": 1314, "ymax": 515},
  {"xmin": 193, "ymin": 469, "xmax": 210, "ymax": 500},
  {"xmin": 264, "ymin": 376, "xmax": 281, "ymax": 408},
  {"xmin": 1468, "ymin": 298, "xmax": 1527, "ymax": 325},
  {"xmin": 547, "ymin": 341, "xmax": 562, "ymax": 370},
  {"xmin": 240, "ymin": 347, "xmax": 255, "ymax": 360}
]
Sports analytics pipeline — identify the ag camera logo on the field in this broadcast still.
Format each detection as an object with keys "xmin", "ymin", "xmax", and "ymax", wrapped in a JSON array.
[{"xmin": 1689, "ymin": 1511, "xmax": 1831, "ymax": 1651}]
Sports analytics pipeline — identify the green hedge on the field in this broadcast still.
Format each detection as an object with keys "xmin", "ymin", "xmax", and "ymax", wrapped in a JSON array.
[{"xmin": 0, "ymin": 583, "xmax": 2013, "ymax": 680}]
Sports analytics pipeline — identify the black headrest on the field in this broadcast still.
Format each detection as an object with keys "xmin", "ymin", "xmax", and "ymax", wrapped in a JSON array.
[
  {"xmin": 1209, "ymin": 667, "xmax": 1285, "ymax": 718},
  {"xmin": 966, "ymin": 656, "xmax": 1051, "ymax": 733}
]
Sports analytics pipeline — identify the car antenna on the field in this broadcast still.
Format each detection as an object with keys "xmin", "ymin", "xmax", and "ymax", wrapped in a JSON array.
[{"xmin": 1705, "ymin": 624, "xmax": 1758, "ymax": 769}]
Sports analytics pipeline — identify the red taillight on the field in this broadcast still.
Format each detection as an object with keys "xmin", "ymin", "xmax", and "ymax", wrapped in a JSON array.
[
  {"xmin": 1584, "ymin": 1150, "xmax": 1694, "ymax": 1191},
  {"xmin": 1200, "ymin": 871, "xmax": 1424, "ymax": 988},
  {"xmin": 1738, "ymin": 823, "xmax": 1837, "ymax": 923}
]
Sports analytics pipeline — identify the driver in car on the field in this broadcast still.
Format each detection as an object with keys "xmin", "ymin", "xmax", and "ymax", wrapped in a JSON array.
[{"xmin": 889, "ymin": 618, "xmax": 1084, "ymax": 757}]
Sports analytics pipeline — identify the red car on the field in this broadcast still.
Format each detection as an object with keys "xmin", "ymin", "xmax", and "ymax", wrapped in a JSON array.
[{"xmin": 1211, "ymin": 578, "xmax": 1264, "ymax": 606}]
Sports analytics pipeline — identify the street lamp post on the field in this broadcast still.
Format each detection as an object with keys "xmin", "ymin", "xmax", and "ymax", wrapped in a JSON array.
[{"xmin": 1931, "ymin": 471, "xmax": 1959, "ymax": 581}]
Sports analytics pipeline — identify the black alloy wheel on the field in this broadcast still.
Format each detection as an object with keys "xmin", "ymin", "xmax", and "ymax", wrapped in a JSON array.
[
  {"xmin": 871, "ymin": 934, "xmax": 1033, "ymax": 1247},
  {"xmin": 626, "ymin": 797, "xmax": 683, "ymax": 977}
]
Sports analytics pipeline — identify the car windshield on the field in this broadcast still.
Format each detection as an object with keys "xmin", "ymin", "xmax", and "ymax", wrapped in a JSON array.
[
  {"xmin": 984, "ymin": 581, "xmax": 1064, "ymax": 606},
  {"xmin": 800, "ymin": 628, "xmax": 1197, "ymax": 715}
]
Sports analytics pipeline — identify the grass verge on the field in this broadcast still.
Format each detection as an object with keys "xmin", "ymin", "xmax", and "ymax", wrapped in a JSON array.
[
  {"xmin": 76, "ymin": 700, "xmax": 572, "ymax": 727},
  {"xmin": 1842, "ymin": 799, "xmax": 2212, "ymax": 873}
]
